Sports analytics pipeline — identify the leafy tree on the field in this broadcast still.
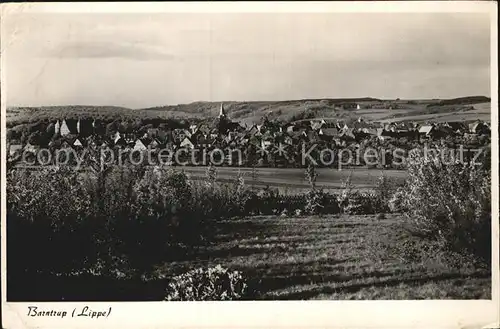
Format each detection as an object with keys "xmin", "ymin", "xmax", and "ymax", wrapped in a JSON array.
[{"xmin": 305, "ymin": 163, "xmax": 318, "ymax": 189}]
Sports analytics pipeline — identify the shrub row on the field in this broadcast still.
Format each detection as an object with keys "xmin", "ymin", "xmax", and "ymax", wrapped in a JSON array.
[{"xmin": 7, "ymin": 142, "xmax": 491, "ymax": 299}]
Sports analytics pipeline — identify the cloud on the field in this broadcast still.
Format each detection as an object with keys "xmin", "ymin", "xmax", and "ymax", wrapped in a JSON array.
[
  {"xmin": 44, "ymin": 41, "xmax": 175, "ymax": 61},
  {"xmin": 4, "ymin": 12, "xmax": 492, "ymax": 107}
]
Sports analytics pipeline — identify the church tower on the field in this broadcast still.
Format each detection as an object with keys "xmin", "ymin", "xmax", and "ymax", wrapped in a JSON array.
[{"xmin": 219, "ymin": 103, "xmax": 226, "ymax": 118}]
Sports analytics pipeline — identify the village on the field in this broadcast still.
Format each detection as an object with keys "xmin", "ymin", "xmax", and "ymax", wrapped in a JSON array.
[
  {"xmin": 3, "ymin": 6, "xmax": 495, "ymax": 308},
  {"xmin": 7, "ymin": 103, "xmax": 491, "ymax": 168}
]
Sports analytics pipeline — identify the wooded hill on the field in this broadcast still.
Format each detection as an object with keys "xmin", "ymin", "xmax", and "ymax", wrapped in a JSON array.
[{"xmin": 6, "ymin": 96, "xmax": 491, "ymax": 127}]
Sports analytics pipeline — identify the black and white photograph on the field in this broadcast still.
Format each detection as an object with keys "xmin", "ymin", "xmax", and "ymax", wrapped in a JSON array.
[{"xmin": 1, "ymin": 2, "xmax": 498, "ymax": 328}]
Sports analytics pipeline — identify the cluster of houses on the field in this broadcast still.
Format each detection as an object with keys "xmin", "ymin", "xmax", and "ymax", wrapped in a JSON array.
[{"xmin": 8, "ymin": 103, "xmax": 491, "ymax": 165}]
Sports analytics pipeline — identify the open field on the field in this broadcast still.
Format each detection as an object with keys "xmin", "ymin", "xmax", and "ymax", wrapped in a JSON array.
[
  {"xmin": 468, "ymin": 102, "xmax": 492, "ymax": 113},
  {"xmin": 379, "ymin": 102, "xmax": 491, "ymax": 123},
  {"xmin": 351, "ymin": 109, "xmax": 411, "ymax": 121},
  {"xmin": 157, "ymin": 214, "xmax": 491, "ymax": 300},
  {"xmin": 179, "ymin": 166, "xmax": 407, "ymax": 192},
  {"xmin": 380, "ymin": 111, "xmax": 491, "ymax": 124},
  {"xmin": 12, "ymin": 165, "xmax": 407, "ymax": 193}
]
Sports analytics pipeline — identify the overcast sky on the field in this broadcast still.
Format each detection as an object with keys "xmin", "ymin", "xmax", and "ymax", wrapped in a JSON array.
[{"xmin": 3, "ymin": 12, "xmax": 491, "ymax": 108}]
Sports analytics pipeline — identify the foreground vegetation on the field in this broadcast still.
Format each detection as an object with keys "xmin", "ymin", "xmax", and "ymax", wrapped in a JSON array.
[
  {"xmin": 6, "ymin": 145, "xmax": 491, "ymax": 300},
  {"xmin": 159, "ymin": 214, "xmax": 491, "ymax": 300}
]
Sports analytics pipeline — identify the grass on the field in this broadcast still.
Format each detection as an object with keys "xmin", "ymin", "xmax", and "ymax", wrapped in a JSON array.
[
  {"xmin": 8, "ymin": 212, "xmax": 490, "ymax": 301},
  {"xmin": 155, "ymin": 214, "xmax": 491, "ymax": 300}
]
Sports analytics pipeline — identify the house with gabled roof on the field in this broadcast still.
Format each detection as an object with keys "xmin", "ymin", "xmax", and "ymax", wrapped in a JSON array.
[
  {"xmin": 362, "ymin": 128, "xmax": 378, "ymax": 136},
  {"xmin": 226, "ymin": 131, "xmax": 239, "ymax": 141},
  {"xmin": 133, "ymin": 139, "xmax": 148, "ymax": 151},
  {"xmin": 444, "ymin": 121, "xmax": 466, "ymax": 135},
  {"xmin": 418, "ymin": 124, "xmax": 450, "ymax": 140},
  {"xmin": 469, "ymin": 121, "xmax": 490, "ymax": 135},
  {"xmin": 418, "ymin": 125, "xmax": 435, "ymax": 137},
  {"xmin": 377, "ymin": 128, "xmax": 393, "ymax": 141},
  {"xmin": 61, "ymin": 140, "xmax": 72, "ymax": 149},
  {"xmin": 310, "ymin": 120, "xmax": 323, "ymax": 131},
  {"xmin": 197, "ymin": 124, "xmax": 210, "ymax": 135},
  {"xmin": 286, "ymin": 125, "xmax": 297, "ymax": 133},
  {"xmin": 337, "ymin": 122, "xmax": 348, "ymax": 131},
  {"xmin": 383, "ymin": 122, "xmax": 397, "ymax": 132},
  {"xmin": 149, "ymin": 138, "xmax": 163, "ymax": 149},
  {"xmin": 60, "ymin": 119, "xmax": 79, "ymax": 136},
  {"xmin": 189, "ymin": 124, "xmax": 198, "ymax": 134},
  {"xmin": 180, "ymin": 136, "xmax": 194, "ymax": 149},
  {"xmin": 114, "ymin": 136, "xmax": 128, "ymax": 148},
  {"xmin": 113, "ymin": 131, "xmax": 122, "ymax": 144},
  {"xmin": 285, "ymin": 124, "xmax": 296, "ymax": 133},
  {"xmin": 73, "ymin": 138, "xmax": 84, "ymax": 148},
  {"xmin": 247, "ymin": 124, "xmax": 260, "ymax": 135},
  {"xmin": 9, "ymin": 143, "xmax": 23, "ymax": 157}
]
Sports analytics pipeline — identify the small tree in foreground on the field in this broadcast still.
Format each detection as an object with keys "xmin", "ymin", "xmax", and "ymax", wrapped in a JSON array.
[{"xmin": 401, "ymin": 147, "xmax": 491, "ymax": 266}]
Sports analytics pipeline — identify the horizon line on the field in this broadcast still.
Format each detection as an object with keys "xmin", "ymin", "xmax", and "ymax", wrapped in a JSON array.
[{"xmin": 5, "ymin": 95, "xmax": 492, "ymax": 110}]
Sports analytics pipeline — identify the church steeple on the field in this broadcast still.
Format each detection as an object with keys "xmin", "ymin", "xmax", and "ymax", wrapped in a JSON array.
[{"xmin": 219, "ymin": 103, "xmax": 226, "ymax": 118}]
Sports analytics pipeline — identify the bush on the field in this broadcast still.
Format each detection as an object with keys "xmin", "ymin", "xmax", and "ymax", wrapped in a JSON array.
[
  {"xmin": 388, "ymin": 188, "xmax": 408, "ymax": 213},
  {"xmin": 338, "ymin": 172, "xmax": 355, "ymax": 213},
  {"xmin": 164, "ymin": 265, "xmax": 251, "ymax": 301},
  {"xmin": 6, "ymin": 165, "xmax": 213, "ymax": 281},
  {"xmin": 373, "ymin": 173, "xmax": 400, "ymax": 213},
  {"xmin": 338, "ymin": 173, "xmax": 382, "ymax": 215},
  {"xmin": 304, "ymin": 190, "xmax": 340, "ymax": 215},
  {"xmin": 7, "ymin": 166, "xmax": 97, "ymax": 277},
  {"xmin": 341, "ymin": 191, "xmax": 379, "ymax": 215},
  {"xmin": 255, "ymin": 186, "xmax": 281, "ymax": 215},
  {"xmin": 401, "ymin": 146, "xmax": 491, "ymax": 266},
  {"xmin": 304, "ymin": 189, "xmax": 324, "ymax": 215},
  {"xmin": 120, "ymin": 167, "xmax": 199, "ymax": 275}
]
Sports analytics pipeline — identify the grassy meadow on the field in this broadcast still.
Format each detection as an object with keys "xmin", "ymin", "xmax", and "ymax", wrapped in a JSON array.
[{"xmin": 155, "ymin": 214, "xmax": 491, "ymax": 300}]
